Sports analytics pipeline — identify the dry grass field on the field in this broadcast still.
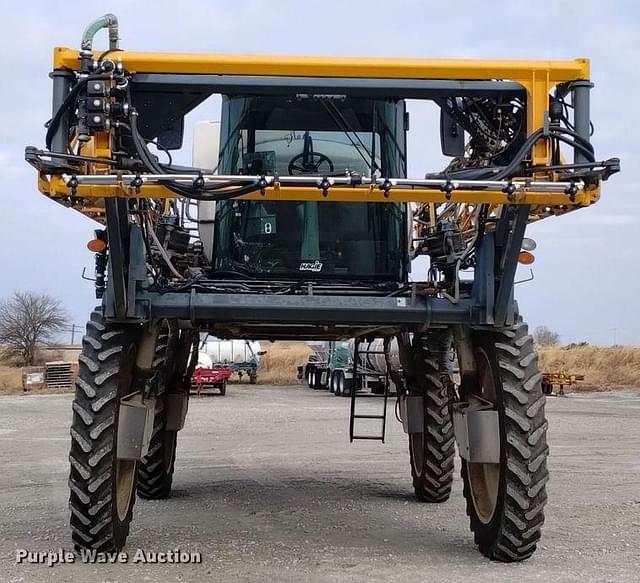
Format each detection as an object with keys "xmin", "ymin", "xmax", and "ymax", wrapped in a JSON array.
[
  {"xmin": 0, "ymin": 365, "xmax": 22, "ymax": 393},
  {"xmin": 255, "ymin": 341, "xmax": 312, "ymax": 384},
  {"xmin": 260, "ymin": 342, "xmax": 640, "ymax": 391},
  {"xmin": 538, "ymin": 344, "xmax": 640, "ymax": 390},
  {"xmin": 2, "ymin": 342, "xmax": 638, "ymax": 393}
]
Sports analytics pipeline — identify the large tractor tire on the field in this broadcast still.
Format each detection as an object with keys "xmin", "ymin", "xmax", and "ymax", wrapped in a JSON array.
[
  {"xmin": 407, "ymin": 331, "xmax": 456, "ymax": 503},
  {"xmin": 137, "ymin": 332, "xmax": 178, "ymax": 500},
  {"xmin": 68, "ymin": 309, "xmax": 141, "ymax": 551},
  {"xmin": 461, "ymin": 322, "xmax": 549, "ymax": 562}
]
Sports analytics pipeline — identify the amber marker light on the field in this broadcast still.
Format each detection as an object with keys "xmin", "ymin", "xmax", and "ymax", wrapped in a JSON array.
[
  {"xmin": 518, "ymin": 251, "xmax": 535, "ymax": 265},
  {"xmin": 87, "ymin": 239, "xmax": 106, "ymax": 252}
]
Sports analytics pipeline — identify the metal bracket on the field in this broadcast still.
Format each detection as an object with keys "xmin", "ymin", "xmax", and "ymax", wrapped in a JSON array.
[
  {"xmin": 494, "ymin": 205, "xmax": 529, "ymax": 326},
  {"xmin": 452, "ymin": 395, "xmax": 500, "ymax": 463},
  {"xmin": 397, "ymin": 394, "xmax": 424, "ymax": 434},
  {"xmin": 165, "ymin": 392, "xmax": 189, "ymax": 432},
  {"xmin": 116, "ymin": 393, "xmax": 155, "ymax": 460}
]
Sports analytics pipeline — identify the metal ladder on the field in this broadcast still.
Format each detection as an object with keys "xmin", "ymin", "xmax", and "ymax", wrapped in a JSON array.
[{"xmin": 349, "ymin": 338, "xmax": 391, "ymax": 443}]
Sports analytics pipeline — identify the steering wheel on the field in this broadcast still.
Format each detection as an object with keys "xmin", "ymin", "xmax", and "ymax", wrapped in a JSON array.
[
  {"xmin": 288, "ymin": 151, "xmax": 334, "ymax": 175},
  {"xmin": 287, "ymin": 130, "xmax": 334, "ymax": 175}
]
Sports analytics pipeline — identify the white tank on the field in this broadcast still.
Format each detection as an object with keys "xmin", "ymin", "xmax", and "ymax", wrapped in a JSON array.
[
  {"xmin": 196, "ymin": 352, "xmax": 213, "ymax": 369},
  {"xmin": 348, "ymin": 338, "xmax": 401, "ymax": 373},
  {"xmin": 366, "ymin": 338, "xmax": 401, "ymax": 372},
  {"xmin": 192, "ymin": 120, "xmax": 221, "ymax": 262},
  {"xmin": 203, "ymin": 339, "xmax": 261, "ymax": 365}
]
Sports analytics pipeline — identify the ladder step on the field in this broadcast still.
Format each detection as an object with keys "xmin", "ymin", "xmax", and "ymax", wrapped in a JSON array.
[
  {"xmin": 351, "ymin": 393, "xmax": 391, "ymax": 398},
  {"xmin": 353, "ymin": 414, "xmax": 385, "ymax": 419},
  {"xmin": 352, "ymin": 435, "xmax": 385, "ymax": 440}
]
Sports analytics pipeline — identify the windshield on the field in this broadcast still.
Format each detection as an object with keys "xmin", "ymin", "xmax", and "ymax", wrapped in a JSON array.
[
  {"xmin": 218, "ymin": 95, "xmax": 406, "ymax": 177},
  {"xmin": 212, "ymin": 200, "xmax": 405, "ymax": 280},
  {"xmin": 210, "ymin": 95, "xmax": 408, "ymax": 281}
]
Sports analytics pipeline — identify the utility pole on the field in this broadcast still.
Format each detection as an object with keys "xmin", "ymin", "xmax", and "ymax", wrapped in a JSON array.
[{"xmin": 70, "ymin": 324, "xmax": 76, "ymax": 345}]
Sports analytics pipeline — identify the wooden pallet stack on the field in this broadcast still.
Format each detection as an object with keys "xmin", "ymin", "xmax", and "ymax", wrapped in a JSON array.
[{"xmin": 22, "ymin": 361, "xmax": 78, "ymax": 392}]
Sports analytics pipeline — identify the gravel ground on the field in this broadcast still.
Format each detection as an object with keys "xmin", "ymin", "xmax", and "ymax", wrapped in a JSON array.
[{"xmin": 1, "ymin": 385, "xmax": 639, "ymax": 582}]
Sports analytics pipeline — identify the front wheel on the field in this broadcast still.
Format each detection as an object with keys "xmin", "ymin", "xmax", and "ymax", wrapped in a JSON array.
[
  {"xmin": 461, "ymin": 322, "xmax": 549, "ymax": 562},
  {"xmin": 69, "ymin": 309, "xmax": 141, "ymax": 551}
]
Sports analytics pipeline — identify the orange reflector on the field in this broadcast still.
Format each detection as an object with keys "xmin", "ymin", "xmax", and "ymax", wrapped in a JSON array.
[
  {"xmin": 518, "ymin": 251, "xmax": 535, "ymax": 265},
  {"xmin": 87, "ymin": 239, "xmax": 106, "ymax": 252}
]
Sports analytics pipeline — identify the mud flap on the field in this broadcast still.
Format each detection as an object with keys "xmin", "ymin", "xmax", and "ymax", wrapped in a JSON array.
[
  {"xmin": 452, "ymin": 397, "xmax": 500, "ymax": 463},
  {"xmin": 116, "ymin": 393, "xmax": 155, "ymax": 460},
  {"xmin": 397, "ymin": 395, "xmax": 424, "ymax": 434},
  {"xmin": 165, "ymin": 392, "xmax": 189, "ymax": 432}
]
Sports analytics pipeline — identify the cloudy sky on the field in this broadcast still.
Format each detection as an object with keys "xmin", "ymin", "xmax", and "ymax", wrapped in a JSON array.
[{"xmin": 0, "ymin": 0, "xmax": 637, "ymax": 344}]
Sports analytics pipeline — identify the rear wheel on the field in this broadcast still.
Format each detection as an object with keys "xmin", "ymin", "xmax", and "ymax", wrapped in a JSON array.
[
  {"xmin": 311, "ymin": 368, "xmax": 326, "ymax": 390},
  {"xmin": 407, "ymin": 331, "xmax": 456, "ymax": 503},
  {"xmin": 461, "ymin": 322, "xmax": 549, "ymax": 562},
  {"xmin": 333, "ymin": 370, "xmax": 344, "ymax": 396},
  {"xmin": 69, "ymin": 309, "xmax": 141, "ymax": 551},
  {"xmin": 341, "ymin": 374, "xmax": 353, "ymax": 397},
  {"xmin": 137, "ymin": 331, "xmax": 178, "ymax": 500}
]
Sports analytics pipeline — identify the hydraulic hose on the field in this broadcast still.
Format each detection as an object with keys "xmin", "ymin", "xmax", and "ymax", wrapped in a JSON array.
[
  {"xmin": 81, "ymin": 14, "xmax": 119, "ymax": 53},
  {"xmin": 433, "ymin": 125, "xmax": 595, "ymax": 182},
  {"xmin": 128, "ymin": 108, "xmax": 262, "ymax": 201},
  {"xmin": 45, "ymin": 73, "xmax": 112, "ymax": 151}
]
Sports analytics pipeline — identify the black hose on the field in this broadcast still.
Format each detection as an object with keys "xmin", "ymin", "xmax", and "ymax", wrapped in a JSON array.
[
  {"xmin": 551, "ymin": 134, "xmax": 596, "ymax": 163},
  {"xmin": 128, "ymin": 108, "xmax": 263, "ymax": 201},
  {"xmin": 159, "ymin": 181, "xmax": 264, "ymax": 201},
  {"xmin": 435, "ymin": 125, "xmax": 595, "ymax": 181},
  {"xmin": 45, "ymin": 73, "xmax": 112, "ymax": 151}
]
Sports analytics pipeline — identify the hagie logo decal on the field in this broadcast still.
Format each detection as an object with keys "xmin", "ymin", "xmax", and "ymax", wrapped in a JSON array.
[{"xmin": 299, "ymin": 261, "xmax": 323, "ymax": 272}]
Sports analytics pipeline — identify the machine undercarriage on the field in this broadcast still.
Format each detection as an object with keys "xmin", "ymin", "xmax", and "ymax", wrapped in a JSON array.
[{"xmin": 26, "ymin": 14, "xmax": 619, "ymax": 562}]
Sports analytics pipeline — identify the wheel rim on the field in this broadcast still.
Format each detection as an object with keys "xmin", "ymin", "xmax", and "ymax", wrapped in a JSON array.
[
  {"xmin": 163, "ymin": 431, "xmax": 177, "ymax": 473},
  {"xmin": 466, "ymin": 348, "xmax": 500, "ymax": 524},
  {"xmin": 115, "ymin": 343, "xmax": 138, "ymax": 521},
  {"xmin": 338, "ymin": 373, "xmax": 344, "ymax": 395},
  {"xmin": 410, "ymin": 430, "xmax": 425, "ymax": 476},
  {"xmin": 115, "ymin": 459, "xmax": 137, "ymax": 520}
]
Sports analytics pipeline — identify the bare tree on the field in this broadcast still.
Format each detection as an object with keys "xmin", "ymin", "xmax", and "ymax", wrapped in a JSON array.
[
  {"xmin": 533, "ymin": 325, "xmax": 560, "ymax": 347},
  {"xmin": 0, "ymin": 291, "xmax": 67, "ymax": 365}
]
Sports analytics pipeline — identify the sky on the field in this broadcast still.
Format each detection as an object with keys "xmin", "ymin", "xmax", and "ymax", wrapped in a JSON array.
[{"xmin": 0, "ymin": 0, "xmax": 638, "ymax": 345}]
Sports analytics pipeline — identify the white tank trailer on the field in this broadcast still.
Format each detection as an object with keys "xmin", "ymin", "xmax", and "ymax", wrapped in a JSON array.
[
  {"xmin": 201, "ymin": 338, "xmax": 262, "ymax": 384},
  {"xmin": 303, "ymin": 338, "xmax": 400, "ymax": 396},
  {"xmin": 349, "ymin": 338, "xmax": 401, "ymax": 374}
]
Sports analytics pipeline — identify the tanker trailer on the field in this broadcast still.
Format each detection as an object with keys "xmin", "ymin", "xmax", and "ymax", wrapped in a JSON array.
[
  {"xmin": 328, "ymin": 338, "xmax": 400, "ymax": 397},
  {"xmin": 202, "ymin": 338, "xmax": 262, "ymax": 384}
]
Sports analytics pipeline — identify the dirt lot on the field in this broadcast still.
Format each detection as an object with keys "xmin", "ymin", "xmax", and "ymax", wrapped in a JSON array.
[{"xmin": 1, "ymin": 386, "xmax": 639, "ymax": 582}]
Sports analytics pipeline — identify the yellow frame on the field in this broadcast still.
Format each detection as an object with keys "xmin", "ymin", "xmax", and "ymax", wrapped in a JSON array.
[{"xmin": 40, "ymin": 48, "xmax": 596, "ymax": 219}]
